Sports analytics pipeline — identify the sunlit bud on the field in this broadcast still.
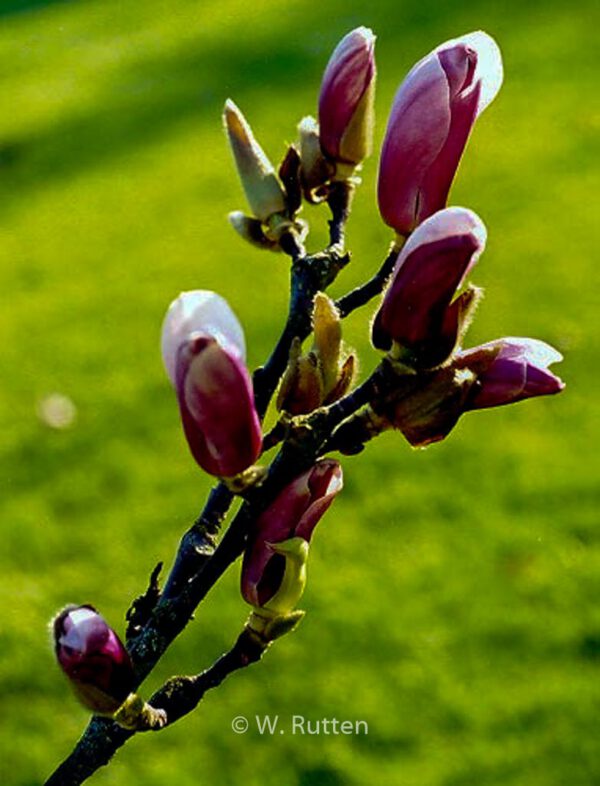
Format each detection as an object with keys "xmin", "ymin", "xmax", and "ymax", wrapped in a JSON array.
[
  {"xmin": 313, "ymin": 293, "xmax": 342, "ymax": 393},
  {"xmin": 456, "ymin": 338, "xmax": 565, "ymax": 409},
  {"xmin": 161, "ymin": 291, "xmax": 262, "ymax": 478},
  {"xmin": 241, "ymin": 460, "xmax": 343, "ymax": 614},
  {"xmin": 224, "ymin": 99, "xmax": 287, "ymax": 222},
  {"xmin": 53, "ymin": 605, "xmax": 134, "ymax": 715},
  {"xmin": 318, "ymin": 27, "xmax": 376, "ymax": 170},
  {"xmin": 372, "ymin": 207, "xmax": 486, "ymax": 368},
  {"xmin": 378, "ymin": 31, "xmax": 503, "ymax": 236},
  {"xmin": 297, "ymin": 116, "xmax": 333, "ymax": 198},
  {"xmin": 277, "ymin": 338, "xmax": 324, "ymax": 415},
  {"xmin": 277, "ymin": 294, "xmax": 356, "ymax": 415}
]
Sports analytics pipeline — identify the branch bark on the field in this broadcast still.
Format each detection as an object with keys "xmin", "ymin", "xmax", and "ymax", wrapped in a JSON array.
[{"xmin": 335, "ymin": 245, "xmax": 399, "ymax": 318}]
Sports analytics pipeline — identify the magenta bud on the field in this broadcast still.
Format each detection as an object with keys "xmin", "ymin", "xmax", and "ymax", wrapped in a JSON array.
[
  {"xmin": 378, "ymin": 31, "xmax": 503, "ymax": 236},
  {"xmin": 318, "ymin": 27, "xmax": 376, "ymax": 167},
  {"xmin": 241, "ymin": 460, "xmax": 343, "ymax": 609},
  {"xmin": 372, "ymin": 207, "xmax": 487, "ymax": 367},
  {"xmin": 457, "ymin": 338, "xmax": 565, "ymax": 409},
  {"xmin": 53, "ymin": 605, "xmax": 134, "ymax": 715},
  {"xmin": 162, "ymin": 291, "xmax": 262, "ymax": 477}
]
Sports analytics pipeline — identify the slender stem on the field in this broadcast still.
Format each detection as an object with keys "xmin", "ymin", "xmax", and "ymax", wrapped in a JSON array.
[
  {"xmin": 253, "ymin": 247, "xmax": 349, "ymax": 419},
  {"xmin": 335, "ymin": 245, "xmax": 399, "ymax": 318},
  {"xmin": 279, "ymin": 228, "xmax": 305, "ymax": 261},
  {"xmin": 44, "ymin": 719, "xmax": 132, "ymax": 786},
  {"xmin": 321, "ymin": 366, "xmax": 386, "ymax": 430},
  {"xmin": 161, "ymin": 483, "xmax": 233, "ymax": 602},
  {"xmin": 327, "ymin": 180, "xmax": 353, "ymax": 248},
  {"xmin": 133, "ymin": 215, "xmax": 352, "ymax": 669},
  {"xmin": 261, "ymin": 419, "xmax": 287, "ymax": 452},
  {"xmin": 253, "ymin": 320, "xmax": 299, "ymax": 420},
  {"xmin": 147, "ymin": 629, "xmax": 267, "ymax": 727}
]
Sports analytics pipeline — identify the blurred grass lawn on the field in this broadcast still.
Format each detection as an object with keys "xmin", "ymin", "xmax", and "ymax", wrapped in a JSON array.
[{"xmin": 1, "ymin": 0, "xmax": 598, "ymax": 784}]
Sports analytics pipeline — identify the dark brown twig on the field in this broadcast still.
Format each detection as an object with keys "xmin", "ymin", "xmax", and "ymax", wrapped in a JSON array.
[{"xmin": 335, "ymin": 245, "xmax": 399, "ymax": 318}]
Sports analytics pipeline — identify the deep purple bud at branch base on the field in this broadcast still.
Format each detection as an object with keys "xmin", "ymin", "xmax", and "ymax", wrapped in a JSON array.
[
  {"xmin": 242, "ymin": 460, "xmax": 343, "ymax": 609},
  {"xmin": 162, "ymin": 291, "xmax": 262, "ymax": 477},
  {"xmin": 378, "ymin": 31, "xmax": 503, "ymax": 236},
  {"xmin": 372, "ymin": 207, "xmax": 487, "ymax": 368},
  {"xmin": 53, "ymin": 605, "xmax": 134, "ymax": 715},
  {"xmin": 318, "ymin": 27, "xmax": 376, "ymax": 168},
  {"xmin": 456, "ymin": 338, "xmax": 565, "ymax": 409}
]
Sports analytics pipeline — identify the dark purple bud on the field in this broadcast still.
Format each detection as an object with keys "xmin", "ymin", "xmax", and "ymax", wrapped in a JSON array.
[{"xmin": 53, "ymin": 605, "xmax": 134, "ymax": 715}]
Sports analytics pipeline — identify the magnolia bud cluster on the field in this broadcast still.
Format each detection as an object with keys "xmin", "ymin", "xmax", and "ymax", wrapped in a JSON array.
[{"xmin": 52, "ymin": 25, "xmax": 564, "ymax": 724}]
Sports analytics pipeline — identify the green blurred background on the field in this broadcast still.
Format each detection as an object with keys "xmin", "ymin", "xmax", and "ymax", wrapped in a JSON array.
[{"xmin": 1, "ymin": 0, "xmax": 598, "ymax": 783}]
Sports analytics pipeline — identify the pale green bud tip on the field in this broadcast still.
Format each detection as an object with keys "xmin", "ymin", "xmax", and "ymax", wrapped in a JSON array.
[
  {"xmin": 267, "ymin": 536, "xmax": 310, "ymax": 564},
  {"xmin": 223, "ymin": 99, "xmax": 286, "ymax": 221}
]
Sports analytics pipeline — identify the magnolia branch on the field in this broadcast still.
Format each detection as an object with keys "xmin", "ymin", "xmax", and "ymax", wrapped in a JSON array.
[{"xmin": 46, "ymin": 23, "xmax": 565, "ymax": 786}]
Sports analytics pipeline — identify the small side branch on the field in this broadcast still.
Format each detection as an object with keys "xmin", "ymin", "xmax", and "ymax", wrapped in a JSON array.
[
  {"xmin": 327, "ymin": 180, "xmax": 354, "ymax": 248},
  {"xmin": 44, "ymin": 630, "xmax": 267, "ymax": 786},
  {"xmin": 147, "ymin": 628, "xmax": 267, "ymax": 727},
  {"xmin": 335, "ymin": 245, "xmax": 399, "ymax": 318}
]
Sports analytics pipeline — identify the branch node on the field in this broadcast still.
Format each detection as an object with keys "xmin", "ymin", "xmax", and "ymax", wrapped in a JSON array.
[{"xmin": 125, "ymin": 563, "xmax": 163, "ymax": 642}]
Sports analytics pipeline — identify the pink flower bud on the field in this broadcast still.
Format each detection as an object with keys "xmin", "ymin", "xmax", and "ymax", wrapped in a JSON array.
[
  {"xmin": 372, "ymin": 207, "xmax": 487, "ymax": 367},
  {"xmin": 378, "ymin": 31, "xmax": 503, "ymax": 236},
  {"xmin": 241, "ymin": 460, "xmax": 343, "ymax": 609},
  {"xmin": 162, "ymin": 291, "xmax": 262, "ymax": 477},
  {"xmin": 318, "ymin": 27, "xmax": 376, "ymax": 167},
  {"xmin": 53, "ymin": 605, "xmax": 134, "ymax": 715},
  {"xmin": 457, "ymin": 338, "xmax": 565, "ymax": 409},
  {"xmin": 161, "ymin": 290, "xmax": 246, "ymax": 386}
]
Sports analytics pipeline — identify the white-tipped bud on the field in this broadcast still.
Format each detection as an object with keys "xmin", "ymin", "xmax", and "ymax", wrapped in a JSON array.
[{"xmin": 161, "ymin": 290, "xmax": 246, "ymax": 386}]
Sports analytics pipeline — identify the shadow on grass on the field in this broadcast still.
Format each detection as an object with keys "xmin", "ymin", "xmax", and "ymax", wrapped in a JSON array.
[
  {"xmin": 2, "ymin": 36, "xmax": 313, "ymax": 188},
  {"xmin": 1, "ymin": 0, "xmax": 453, "ymax": 201},
  {"xmin": 1, "ymin": 0, "xmax": 573, "ymax": 202},
  {"xmin": 0, "ymin": 0, "xmax": 73, "ymax": 18}
]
